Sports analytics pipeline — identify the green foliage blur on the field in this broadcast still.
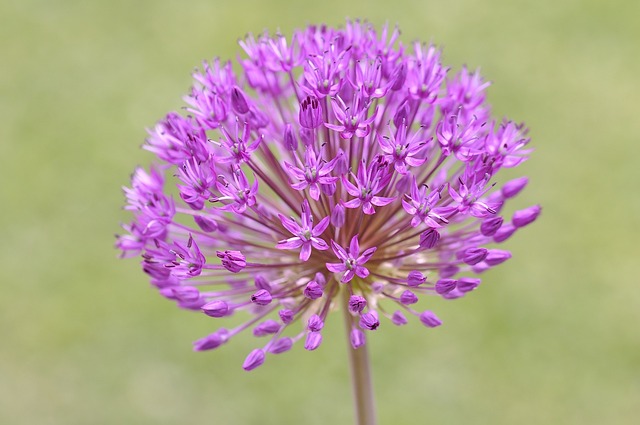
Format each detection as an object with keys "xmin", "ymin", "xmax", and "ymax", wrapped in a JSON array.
[{"xmin": 1, "ymin": 0, "xmax": 638, "ymax": 423}]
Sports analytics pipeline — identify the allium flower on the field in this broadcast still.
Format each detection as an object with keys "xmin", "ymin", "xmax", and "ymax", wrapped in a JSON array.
[{"xmin": 117, "ymin": 20, "xmax": 540, "ymax": 371}]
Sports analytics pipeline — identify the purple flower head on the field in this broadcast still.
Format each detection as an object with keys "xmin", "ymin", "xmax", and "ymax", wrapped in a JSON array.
[{"xmin": 118, "ymin": 20, "xmax": 537, "ymax": 369}]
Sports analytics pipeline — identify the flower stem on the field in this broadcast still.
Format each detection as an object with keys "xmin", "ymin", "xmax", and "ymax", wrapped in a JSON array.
[{"xmin": 342, "ymin": 289, "xmax": 377, "ymax": 425}]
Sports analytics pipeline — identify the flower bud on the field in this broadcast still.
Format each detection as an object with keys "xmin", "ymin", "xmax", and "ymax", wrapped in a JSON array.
[
  {"xmin": 279, "ymin": 309, "xmax": 294, "ymax": 324},
  {"xmin": 242, "ymin": 348, "xmax": 265, "ymax": 371},
  {"xmin": 359, "ymin": 311, "xmax": 380, "ymax": 331},
  {"xmin": 391, "ymin": 311, "xmax": 408, "ymax": 326},
  {"xmin": 299, "ymin": 96, "xmax": 323, "ymax": 129},
  {"xmin": 435, "ymin": 279, "xmax": 457, "ymax": 295},
  {"xmin": 307, "ymin": 314, "xmax": 324, "ymax": 332},
  {"xmin": 390, "ymin": 62, "xmax": 407, "ymax": 91},
  {"xmin": 457, "ymin": 277, "xmax": 481, "ymax": 293},
  {"xmin": 480, "ymin": 216, "xmax": 503, "ymax": 236},
  {"xmin": 419, "ymin": 228, "xmax": 440, "ymax": 249},
  {"xmin": 331, "ymin": 203, "xmax": 346, "ymax": 227},
  {"xmin": 252, "ymin": 320, "xmax": 281, "ymax": 337},
  {"xmin": 419, "ymin": 310, "xmax": 442, "ymax": 328},
  {"xmin": 304, "ymin": 331, "xmax": 323, "ymax": 351},
  {"xmin": 407, "ymin": 270, "xmax": 426, "ymax": 287},
  {"xmin": 202, "ymin": 300, "xmax": 230, "ymax": 318},
  {"xmin": 172, "ymin": 286, "xmax": 200, "ymax": 302},
  {"xmin": 348, "ymin": 295, "xmax": 367, "ymax": 313},
  {"xmin": 192, "ymin": 329, "xmax": 229, "ymax": 351},
  {"xmin": 512, "ymin": 205, "xmax": 541, "ymax": 228},
  {"xmin": 501, "ymin": 176, "xmax": 528, "ymax": 198},
  {"xmin": 350, "ymin": 328, "xmax": 366, "ymax": 349},
  {"xmin": 484, "ymin": 249, "xmax": 512, "ymax": 266},
  {"xmin": 284, "ymin": 123, "xmax": 298, "ymax": 151},
  {"xmin": 462, "ymin": 247, "xmax": 488, "ymax": 265},
  {"xmin": 334, "ymin": 150, "xmax": 349, "ymax": 175},
  {"xmin": 254, "ymin": 274, "xmax": 272, "ymax": 291},
  {"xmin": 250, "ymin": 289, "xmax": 272, "ymax": 305},
  {"xmin": 493, "ymin": 223, "xmax": 516, "ymax": 243},
  {"xmin": 194, "ymin": 215, "xmax": 218, "ymax": 232},
  {"xmin": 304, "ymin": 281, "xmax": 324, "ymax": 300},
  {"xmin": 231, "ymin": 85, "xmax": 250, "ymax": 114},
  {"xmin": 400, "ymin": 290, "xmax": 418, "ymax": 305},
  {"xmin": 269, "ymin": 337, "xmax": 293, "ymax": 354}
]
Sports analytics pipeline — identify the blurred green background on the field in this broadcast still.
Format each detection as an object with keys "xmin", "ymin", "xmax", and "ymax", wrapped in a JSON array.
[{"xmin": 1, "ymin": 0, "xmax": 638, "ymax": 423}]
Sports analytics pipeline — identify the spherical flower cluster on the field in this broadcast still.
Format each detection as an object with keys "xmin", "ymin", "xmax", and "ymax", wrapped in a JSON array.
[{"xmin": 117, "ymin": 20, "xmax": 540, "ymax": 370}]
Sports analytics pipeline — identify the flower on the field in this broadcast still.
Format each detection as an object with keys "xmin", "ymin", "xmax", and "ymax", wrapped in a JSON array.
[{"xmin": 117, "ymin": 20, "xmax": 539, "ymax": 370}]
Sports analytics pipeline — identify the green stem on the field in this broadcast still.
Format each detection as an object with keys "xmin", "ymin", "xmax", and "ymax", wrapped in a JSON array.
[{"xmin": 342, "ymin": 289, "xmax": 377, "ymax": 425}]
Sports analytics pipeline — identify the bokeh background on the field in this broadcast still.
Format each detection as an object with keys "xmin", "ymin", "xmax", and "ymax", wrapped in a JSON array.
[{"xmin": 1, "ymin": 0, "xmax": 638, "ymax": 424}]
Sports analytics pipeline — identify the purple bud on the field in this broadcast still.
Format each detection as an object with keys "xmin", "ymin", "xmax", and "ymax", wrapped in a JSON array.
[
  {"xmin": 279, "ymin": 309, "xmax": 294, "ymax": 324},
  {"xmin": 299, "ymin": 96, "xmax": 323, "ymax": 129},
  {"xmin": 435, "ymin": 279, "xmax": 457, "ymax": 295},
  {"xmin": 242, "ymin": 348, "xmax": 265, "ymax": 371},
  {"xmin": 307, "ymin": 314, "xmax": 324, "ymax": 332},
  {"xmin": 192, "ymin": 329, "xmax": 229, "ymax": 351},
  {"xmin": 462, "ymin": 247, "xmax": 488, "ymax": 265},
  {"xmin": 395, "ymin": 173, "xmax": 412, "ymax": 193},
  {"xmin": 493, "ymin": 224, "xmax": 516, "ymax": 243},
  {"xmin": 371, "ymin": 281, "xmax": 385, "ymax": 293},
  {"xmin": 201, "ymin": 300, "xmax": 230, "ymax": 318},
  {"xmin": 359, "ymin": 311, "xmax": 380, "ymax": 331},
  {"xmin": 501, "ymin": 177, "xmax": 528, "ymax": 198},
  {"xmin": 407, "ymin": 270, "xmax": 426, "ymax": 287},
  {"xmin": 268, "ymin": 337, "xmax": 293, "ymax": 354},
  {"xmin": 172, "ymin": 286, "xmax": 200, "ymax": 302},
  {"xmin": 334, "ymin": 150, "xmax": 349, "ymax": 175},
  {"xmin": 231, "ymin": 85, "xmax": 250, "ymax": 114},
  {"xmin": 250, "ymin": 289, "xmax": 272, "ymax": 305},
  {"xmin": 252, "ymin": 319, "xmax": 281, "ymax": 337},
  {"xmin": 419, "ymin": 310, "xmax": 442, "ymax": 328},
  {"xmin": 284, "ymin": 123, "xmax": 298, "ymax": 151},
  {"xmin": 331, "ymin": 203, "xmax": 346, "ymax": 227},
  {"xmin": 321, "ymin": 182, "xmax": 336, "ymax": 196},
  {"xmin": 159, "ymin": 287, "xmax": 178, "ymax": 300},
  {"xmin": 442, "ymin": 289, "xmax": 465, "ymax": 299},
  {"xmin": 439, "ymin": 264, "xmax": 459, "ymax": 278},
  {"xmin": 485, "ymin": 249, "xmax": 512, "ymax": 266},
  {"xmin": 314, "ymin": 272, "xmax": 326, "ymax": 287},
  {"xmin": 393, "ymin": 100, "xmax": 410, "ymax": 128},
  {"xmin": 480, "ymin": 216, "xmax": 503, "ymax": 236},
  {"xmin": 350, "ymin": 328, "xmax": 366, "ymax": 349},
  {"xmin": 390, "ymin": 62, "xmax": 407, "ymax": 91},
  {"xmin": 400, "ymin": 290, "xmax": 418, "ymax": 305},
  {"xmin": 348, "ymin": 295, "xmax": 367, "ymax": 313},
  {"xmin": 299, "ymin": 128, "xmax": 314, "ymax": 146},
  {"xmin": 304, "ymin": 281, "xmax": 324, "ymax": 300},
  {"xmin": 419, "ymin": 228, "xmax": 440, "ymax": 249},
  {"xmin": 304, "ymin": 331, "xmax": 323, "ymax": 351},
  {"xmin": 512, "ymin": 205, "xmax": 541, "ymax": 228},
  {"xmin": 391, "ymin": 311, "xmax": 408, "ymax": 326},
  {"xmin": 216, "ymin": 250, "xmax": 246, "ymax": 273},
  {"xmin": 458, "ymin": 277, "xmax": 481, "ymax": 293},
  {"xmin": 194, "ymin": 215, "xmax": 218, "ymax": 232},
  {"xmin": 254, "ymin": 275, "xmax": 272, "ymax": 291}
]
